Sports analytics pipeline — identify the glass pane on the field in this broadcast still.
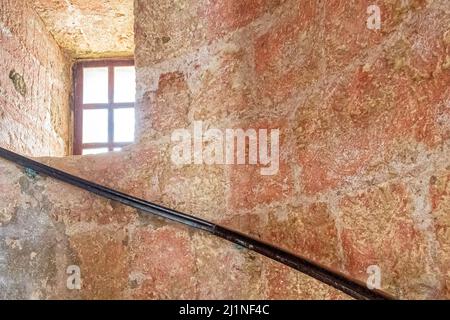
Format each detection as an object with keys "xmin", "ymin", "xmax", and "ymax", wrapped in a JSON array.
[
  {"xmin": 114, "ymin": 108, "xmax": 135, "ymax": 143},
  {"xmin": 114, "ymin": 66, "xmax": 136, "ymax": 103},
  {"xmin": 83, "ymin": 109, "xmax": 108, "ymax": 143},
  {"xmin": 82, "ymin": 148, "xmax": 109, "ymax": 155},
  {"xmin": 83, "ymin": 67, "xmax": 109, "ymax": 104},
  {"xmin": 113, "ymin": 147, "xmax": 122, "ymax": 152}
]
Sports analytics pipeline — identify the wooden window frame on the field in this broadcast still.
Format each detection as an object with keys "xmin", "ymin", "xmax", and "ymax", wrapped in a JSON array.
[{"xmin": 73, "ymin": 59, "xmax": 135, "ymax": 155}]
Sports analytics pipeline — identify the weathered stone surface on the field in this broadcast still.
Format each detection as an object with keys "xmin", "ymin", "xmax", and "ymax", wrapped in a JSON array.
[
  {"xmin": 224, "ymin": 119, "xmax": 291, "ymax": 212},
  {"xmin": 192, "ymin": 233, "xmax": 265, "ymax": 299},
  {"xmin": 0, "ymin": 158, "xmax": 347, "ymax": 299},
  {"xmin": 293, "ymin": 1, "xmax": 450, "ymax": 195},
  {"xmin": 160, "ymin": 164, "xmax": 227, "ymax": 222},
  {"xmin": 31, "ymin": 0, "xmax": 134, "ymax": 58},
  {"xmin": 339, "ymin": 183, "xmax": 437, "ymax": 299},
  {"xmin": 190, "ymin": 47, "xmax": 256, "ymax": 124},
  {"xmin": 0, "ymin": 164, "xmax": 69, "ymax": 299},
  {"xmin": 268, "ymin": 203, "xmax": 342, "ymax": 268},
  {"xmin": 199, "ymin": 0, "xmax": 284, "ymax": 40},
  {"xmin": 254, "ymin": 0, "xmax": 322, "ymax": 105},
  {"xmin": 69, "ymin": 229, "xmax": 129, "ymax": 299},
  {"xmin": 322, "ymin": 0, "xmax": 429, "ymax": 74},
  {"xmin": 430, "ymin": 170, "xmax": 450, "ymax": 298},
  {"xmin": 223, "ymin": 201, "xmax": 343, "ymax": 271},
  {"xmin": 227, "ymin": 162, "xmax": 292, "ymax": 211},
  {"xmin": 134, "ymin": 0, "xmax": 283, "ymax": 66},
  {"xmin": 1, "ymin": 0, "xmax": 450, "ymax": 300},
  {"xmin": 43, "ymin": 143, "xmax": 166, "ymax": 201},
  {"xmin": 129, "ymin": 225, "xmax": 197, "ymax": 299},
  {"xmin": 151, "ymin": 72, "xmax": 191, "ymax": 136},
  {"xmin": 0, "ymin": 0, "xmax": 72, "ymax": 156},
  {"xmin": 263, "ymin": 259, "xmax": 349, "ymax": 300},
  {"xmin": 0, "ymin": 162, "xmax": 21, "ymax": 227}
]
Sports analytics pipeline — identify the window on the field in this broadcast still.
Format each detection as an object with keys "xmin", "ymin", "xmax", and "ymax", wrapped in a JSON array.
[{"xmin": 73, "ymin": 60, "xmax": 136, "ymax": 155}]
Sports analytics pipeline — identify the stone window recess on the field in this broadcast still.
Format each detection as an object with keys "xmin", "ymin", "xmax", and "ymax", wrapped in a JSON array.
[{"xmin": 73, "ymin": 59, "xmax": 136, "ymax": 155}]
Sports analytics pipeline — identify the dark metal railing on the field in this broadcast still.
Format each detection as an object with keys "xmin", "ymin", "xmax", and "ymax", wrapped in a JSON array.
[{"xmin": 0, "ymin": 146, "xmax": 393, "ymax": 300}]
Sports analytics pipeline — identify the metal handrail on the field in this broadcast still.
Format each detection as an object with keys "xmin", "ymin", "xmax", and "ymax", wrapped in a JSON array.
[{"xmin": 0, "ymin": 146, "xmax": 393, "ymax": 300}]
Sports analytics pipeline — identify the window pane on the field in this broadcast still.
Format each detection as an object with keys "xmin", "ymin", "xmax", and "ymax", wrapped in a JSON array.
[
  {"xmin": 114, "ymin": 108, "xmax": 135, "ymax": 143},
  {"xmin": 83, "ymin": 67, "xmax": 108, "ymax": 104},
  {"xmin": 113, "ymin": 147, "xmax": 122, "ymax": 152},
  {"xmin": 114, "ymin": 66, "xmax": 135, "ymax": 103},
  {"xmin": 83, "ymin": 109, "xmax": 108, "ymax": 143},
  {"xmin": 82, "ymin": 148, "xmax": 109, "ymax": 155}
]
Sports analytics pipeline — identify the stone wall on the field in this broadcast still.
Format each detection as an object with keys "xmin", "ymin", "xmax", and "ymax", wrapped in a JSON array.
[
  {"xmin": 0, "ymin": 0, "xmax": 449, "ymax": 299},
  {"xmin": 0, "ymin": 153, "xmax": 347, "ymax": 299},
  {"xmin": 32, "ymin": 0, "xmax": 134, "ymax": 58},
  {"xmin": 0, "ymin": 0, "xmax": 72, "ymax": 156},
  {"xmin": 131, "ymin": 0, "xmax": 450, "ymax": 298}
]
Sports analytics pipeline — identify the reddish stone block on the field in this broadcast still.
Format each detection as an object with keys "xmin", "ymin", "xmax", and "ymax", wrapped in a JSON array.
[
  {"xmin": 192, "ymin": 233, "xmax": 264, "ymax": 299},
  {"xmin": 218, "ymin": 213, "xmax": 263, "ymax": 238},
  {"xmin": 263, "ymin": 260, "xmax": 301, "ymax": 299},
  {"xmin": 221, "ymin": 203, "xmax": 342, "ymax": 270},
  {"xmin": 263, "ymin": 259, "xmax": 349, "ymax": 299},
  {"xmin": 200, "ymin": 0, "xmax": 284, "ymax": 39},
  {"xmin": 322, "ymin": 0, "xmax": 428, "ymax": 73},
  {"xmin": 263, "ymin": 203, "xmax": 342, "ymax": 268},
  {"xmin": 160, "ymin": 164, "xmax": 226, "ymax": 222},
  {"xmin": 151, "ymin": 72, "xmax": 190, "ymax": 135},
  {"xmin": 254, "ymin": 1, "xmax": 322, "ymax": 104},
  {"xmin": 191, "ymin": 48, "xmax": 255, "ymax": 123},
  {"xmin": 44, "ymin": 143, "xmax": 165, "ymax": 202},
  {"xmin": 69, "ymin": 230, "xmax": 129, "ymax": 299},
  {"xmin": 295, "ymin": 16, "xmax": 450, "ymax": 194},
  {"xmin": 222, "ymin": 202, "xmax": 342, "ymax": 268},
  {"xmin": 227, "ymin": 162, "xmax": 292, "ymax": 211},
  {"xmin": 296, "ymin": 271, "xmax": 350, "ymax": 300},
  {"xmin": 294, "ymin": 80, "xmax": 382, "ymax": 194},
  {"xmin": 384, "ymin": 16, "xmax": 450, "ymax": 147},
  {"xmin": 339, "ymin": 183, "xmax": 434, "ymax": 298},
  {"xmin": 129, "ymin": 226, "xmax": 197, "ymax": 299},
  {"xmin": 430, "ymin": 171, "xmax": 450, "ymax": 298},
  {"xmin": 119, "ymin": 145, "xmax": 167, "ymax": 201},
  {"xmin": 323, "ymin": 0, "xmax": 382, "ymax": 73},
  {"xmin": 44, "ymin": 179, "xmax": 137, "ymax": 228},
  {"xmin": 226, "ymin": 120, "xmax": 292, "ymax": 211}
]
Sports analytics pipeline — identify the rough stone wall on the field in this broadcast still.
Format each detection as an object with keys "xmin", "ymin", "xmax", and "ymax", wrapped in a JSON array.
[
  {"xmin": 31, "ymin": 0, "xmax": 134, "ymax": 58},
  {"xmin": 0, "ymin": 0, "xmax": 449, "ymax": 299},
  {"xmin": 0, "ymin": 152, "xmax": 348, "ymax": 299},
  {"xmin": 131, "ymin": 0, "xmax": 450, "ymax": 299},
  {"xmin": 0, "ymin": 0, "xmax": 72, "ymax": 156}
]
